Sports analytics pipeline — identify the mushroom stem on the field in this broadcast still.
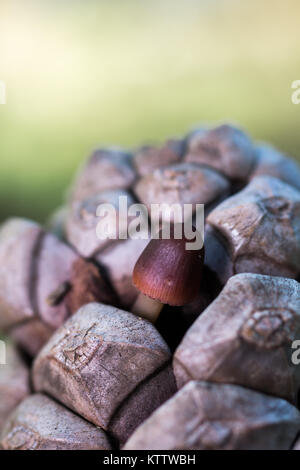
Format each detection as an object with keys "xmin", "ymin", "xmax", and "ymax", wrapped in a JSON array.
[{"xmin": 131, "ymin": 293, "xmax": 163, "ymax": 323}]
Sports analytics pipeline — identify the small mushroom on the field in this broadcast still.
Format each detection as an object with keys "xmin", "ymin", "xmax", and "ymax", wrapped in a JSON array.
[{"xmin": 132, "ymin": 224, "xmax": 204, "ymax": 323}]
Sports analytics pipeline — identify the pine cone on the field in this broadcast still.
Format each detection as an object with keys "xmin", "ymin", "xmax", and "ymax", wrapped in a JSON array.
[{"xmin": 1, "ymin": 123, "xmax": 300, "ymax": 450}]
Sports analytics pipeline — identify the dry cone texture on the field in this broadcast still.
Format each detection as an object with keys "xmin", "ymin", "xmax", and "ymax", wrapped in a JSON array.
[{"xmin": 1, "ymin": 123, "xmax": 300, "ymax": 450}]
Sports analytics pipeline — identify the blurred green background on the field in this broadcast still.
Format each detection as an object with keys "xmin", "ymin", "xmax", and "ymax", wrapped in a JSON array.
[{"xmin": 1, "ymin": 0, "xmax": 300, "ymax": 223}]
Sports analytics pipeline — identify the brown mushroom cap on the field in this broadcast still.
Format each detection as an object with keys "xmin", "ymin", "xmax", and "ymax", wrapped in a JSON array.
[{"xmin": 133, "ymin": 225, "xmax": 204, "ymax": 306}]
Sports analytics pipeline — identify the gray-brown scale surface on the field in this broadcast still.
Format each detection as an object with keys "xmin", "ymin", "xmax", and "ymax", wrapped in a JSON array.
[
  {"xmin": 65, "ymin": 189, "xmax": 137, "ymax": 258},
  {"xmin": 250, "ymin": 144, "xmax": 300, "ymax": 190},
  {"xmin": 205, "ymin": 175, "xmax": 300, "ymax": 284},
  {"xmin": 0, "ymin": 342, "xmax": 30, "ymax": 432},
  {"xmin": 65, "ymin": 188, "xmax": 150, "ymax": 308},
  {"xmin": 184, "ymin": 124, "xmax": 256, "ymax": 181},
  {"xmin": 2, "ymin": 123, "xmax": 300, "ymax": 451},
  {"xmin": 124, "ymin": 381, "xmax": 300, "ymax": 450},
  {"xmin": 47, "ymin": 203, "xmax": 149, "ymax": 310},
  {"xmin": 0, "ymin": 394, "xmax": 112, "ymax": 450},
  {"xmin": 46, "ymin": 205, "xmax": 68, "ymax": 241},
  {"xmin": 174, "ymin": 273, "xmax": 300, "ymax": 403},
  {"xmin": 65, "ymin": 127, "xmax": 251, "ymax": 310},
  {"xmin": 0, "ymin": 218, "xmax": 116, "ymax": 356},
  {"xmin": 0, "ymin": 218, "xmax": 77, "ymax": 355},
  {"xmin": 293, "ymin": 437, "xmax": 300, "ymax": 450},
  {"xmin": 133, "ymin": 138, "xmax": 185, "ymax": 177},
  {"xmin": 96, "ymin": 235, "xmax": 150, "ymax": 309},
  {"xmin": 33, "ymin": 302, "xmax": 177, "ymax": 446},
  {"xmin": 71, "ymin": 147, "xmax": 136, "ymax": 201},
  {"xmin": 134, "ymin": 162, "xmax": 230, "ymax": 221}
]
